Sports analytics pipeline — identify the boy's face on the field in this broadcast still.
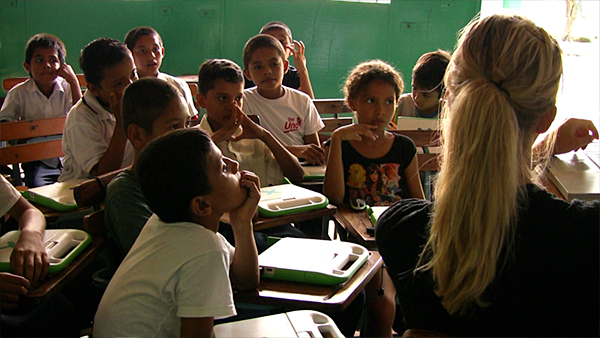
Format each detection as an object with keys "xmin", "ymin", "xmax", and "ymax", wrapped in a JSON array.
[
  {"xmin": 88, "ymin": 53, "xmax": 137, "ymax": 110},
  {"xmin": 244, "ymin": 47, "xmax": 289, "ymax": 96},
  {"xmin": 264, "ymin": 28, "xmax": 293, "ymax": 59},
  {"xmin": 197, "ymin": 79, "xmax": 244, "ymax": 131},
  {"xmin": 204, "ymin": 143, "xmax": 247, "ymax": 214},
  {"xmin": 132, "ymin": 34, "xmax": 164, "ymax": 78},
  {"xmin": 23, "ymin": 47, "xmax": 61, "ymax": 87},
  {"xmin": 349, "ymin": 79, "xmax": 397, "ymax": 134},
  {"xmin": 140, "ymin": 96, "xmax": 190, "ymax": 149},
  {"xmin": 411, "ymin": 84, "xmax": 441, "ymax": 115}
]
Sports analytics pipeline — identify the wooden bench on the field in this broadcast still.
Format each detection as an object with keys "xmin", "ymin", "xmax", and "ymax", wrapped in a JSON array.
[{"xmin": 313, "ymin": 99, "xmax": 353, "ymax": 142}]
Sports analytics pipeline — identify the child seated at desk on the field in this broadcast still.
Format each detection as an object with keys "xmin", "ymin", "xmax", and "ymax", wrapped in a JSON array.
[
  {"xmin": 124, "ymin": 26, "xmax": 198, "ymax": 118},
  {"xmin": 94, "ymin": 128, "xmax": 260, "ymax": 338},
  {"xmin": 396, "ymin": 50, "xmax": 450, "ymax": 121},
  {"xmin": 241, "ymin": 34, "xmax": 325, "ymax": 166},
  {"xmin": 0, "ymin": 33, "xmax": 82, "ymax": 187},
  {"xmin": 59, "ymin": 38, "xmax": 137, "ymax": 182},
  {"xmin": 244, "ymin": 21, "xmax": 315, "ymax": 99},
  {"xmin": 0, "ymin": 175, "xmax": 78, "ymax": 337},
  {"xmin": 104, "ymin": 77, "xmax": 189, "ymax": 261}
]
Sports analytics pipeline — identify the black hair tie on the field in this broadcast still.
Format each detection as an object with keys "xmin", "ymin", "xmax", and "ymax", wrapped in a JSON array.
[{"xmin": 491, "ymin": 80, "xmax": 510, "ymax": 98}]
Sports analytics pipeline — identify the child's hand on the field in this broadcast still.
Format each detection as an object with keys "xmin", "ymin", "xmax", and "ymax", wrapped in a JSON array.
[
  {"xmin": 211, "ymin": 108, "xmax": 243, "ymax": 143},
  {"xmin": 57, "ymin": 63, "xmax": 79, "ymax": 84},
  {"xmin": 554, "ymin": 118, "xmax": 599, "ymax": 154},
  {"xmin": 231, "ymin": 106, "xmax": 266, "ymax": 142},
  {"xmin": 0, "ymin": 273, "xmax": 30, "ymax": 310},
  {"xmin": 332, "ymin": 123, "xmax": 379, "ymax": 142},
  {"xmin": 228, "ymin": 171, "xmax": 261, "ymax": 226},
  {"xmin": 290, "ymin": 40, "xmax": 308, "ymax": 73},
  {"xmin": 287, "ymin": 144, "xmax": 326, "ymax": 165},
  {"xmin": 10, "ymin": 230, "xmax": 49, "ymax": 285}
]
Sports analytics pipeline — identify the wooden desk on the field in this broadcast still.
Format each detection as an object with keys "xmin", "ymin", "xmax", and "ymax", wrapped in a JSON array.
[
  {"xmin": 333, "ymin": 205, "xmax": 376, "ymax": 250},
  {"xmin": 21, "ymin": 236, "xmax": 105, "ymax": 307},
  {"xmin": 253, "ymin": 204, "xmax": 337, "ymax": 238},
  {"xmin": 234, "ymin": 251, "xmax": 382, "ymax": 313}
]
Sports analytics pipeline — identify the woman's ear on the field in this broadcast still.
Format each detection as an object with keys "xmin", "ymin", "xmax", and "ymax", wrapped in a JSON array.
[
  {"xmin": 536, "ymin": 106, "xmax": 557, "ymax": 134},
  {"xmin": 190, "ymin": 196, "xmax": 212, "ymax": 217}
]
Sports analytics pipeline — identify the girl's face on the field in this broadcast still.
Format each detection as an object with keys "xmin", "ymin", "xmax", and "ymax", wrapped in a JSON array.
[
  {"xmin": 369, "ymin": 170, "xmax": 379, "ymax": 182},
  {"xmin": 348, "ymin": 79, "xmax": 397, "ymax": 133}
]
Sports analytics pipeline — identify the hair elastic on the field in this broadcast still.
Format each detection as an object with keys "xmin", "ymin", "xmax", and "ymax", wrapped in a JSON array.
[{"xmin": 491, "ymin": 80, "xmax": 510, "ymax": 98}]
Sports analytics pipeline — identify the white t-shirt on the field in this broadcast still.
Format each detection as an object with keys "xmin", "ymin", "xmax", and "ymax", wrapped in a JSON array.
[
  {"xmin": 93, "ymin": 214, "xmax": 236, "ymax": 338},
  {"xmin": 59, "ymin": 90, "xmax": 134, "ymax": 182},
  {"xmin": 242, "ymin": 86, "xmax": 324, "ymax": 146},
  {"xmin": 396, "ymin": 93, "xmax": 419, "ymax": 118},
  {"xmin": 0, "ymin": 176, "xmax": 21, "ymax": 216},
  {"xmin": 0, "ymin": 77, "xmax": 73, "ymax": 122},
  {"xmin": 158, "ymin": 72, "xmax": 198, "ymax": 117},
  {"xmin": 198, "ymin": 116, "xmax": 284, "ymax": 187}
]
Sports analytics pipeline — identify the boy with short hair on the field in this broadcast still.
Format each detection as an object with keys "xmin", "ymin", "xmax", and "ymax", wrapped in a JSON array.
[
  {"xmin": 197, "ymin": 58, "xmax": 304, "ymax": 186},
  {"xmin": 124, "ymin": 26, "xmax": 198, "ymax": 117},
  {"xmin": 397, "ymin": 49, "xmax": 451, "ymax": 119},
  {"xmin": 104, "ymin": 77, "xmax": 190, "ymax": 260},
  {"xmin": 59, "ymin": 38, "xmax": 137, "ymax": 182},
  {"xmin": 94, "ymin": 128, "xmax": 260, "ymax": 338},
  {"xmin": 245, "ymin": 21, "xmax": 315, "ymax": 99},
  {"xmin": 0, "ymin": 33, "xmax": 82, "ymax": 187},
  {"xmin": 242, "ymin": 34, "xmax": 325, "ymax": 165}
]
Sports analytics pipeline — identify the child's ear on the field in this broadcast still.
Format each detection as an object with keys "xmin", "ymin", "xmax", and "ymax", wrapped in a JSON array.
[
  {"xmin": 23, "ymin": 62, "xmax": 31, "ymax": 74},
  {"xmin": 243, "ymin": 68, "xmax": 252, "ymax": 82},
  {"xmin": 347, "ymin": 97, "xmax": 356, "ymax": 111},
  {"xmin": 196, "ymin": 93, "xmax": 207, "ymax": 109},
  {"xmin": 127, "ymin": 124, "xmax": 147, "ymax": 149},
  {"xmin": 283, "ymin": 60, "xmax": 289, "ymax": 74},
  {"xmin": 87, "ymin": 83, "xmax": 100, "ymax": 97},
  {"xmin": 536, "ymin": 105, "xmax": 557, "ymax": 134},
  {"xmin": 190, "ymin": 196, "xmax": 213, "ymax": 217}
]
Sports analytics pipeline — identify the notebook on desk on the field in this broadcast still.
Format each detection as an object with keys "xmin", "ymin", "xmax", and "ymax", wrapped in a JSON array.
[{"xmin": 548, "ymin": 140, "xmax": 599, "ymax": 201}]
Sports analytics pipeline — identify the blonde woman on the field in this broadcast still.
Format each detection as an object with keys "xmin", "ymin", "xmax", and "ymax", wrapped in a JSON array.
[{"xmin": 376, "ymin": 15, "xmax": 599, "ymax": 336}]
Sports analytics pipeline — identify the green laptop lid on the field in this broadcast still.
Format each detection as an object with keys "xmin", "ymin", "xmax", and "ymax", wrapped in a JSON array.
[
  {"xmin": 0, "ymin": 229, "xmax": 92, "ymax": 274},
  {"xmin": 21, "ymin": 179, "xmax": 86, "ymax": 212}
]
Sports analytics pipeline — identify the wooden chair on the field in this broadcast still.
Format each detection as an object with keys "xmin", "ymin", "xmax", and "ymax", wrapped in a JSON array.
[
  {"xmin": 313, "ymin": 99, "xmax": 353, "ymax": 142},
  {"xmin": 0, "ymin": 116, "xmax": 66, "ymax": 185},
  {"xmin": 3, "ymin": 74, "xmax": 87, "ymax": 91},
  {"xmin": 73, "ymin": 167, "xmax": 127, "ymax": 210}
]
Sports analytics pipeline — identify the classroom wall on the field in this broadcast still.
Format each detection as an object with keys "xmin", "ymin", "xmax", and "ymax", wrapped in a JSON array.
[{"xmin": 0, "ymin": 0, "xmax": 480, "ymax": 98}]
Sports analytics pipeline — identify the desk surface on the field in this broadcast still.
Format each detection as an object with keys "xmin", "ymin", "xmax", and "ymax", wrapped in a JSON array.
[
  {"xmin": 333, "ymin": 205, "xmax": 376, "ymax": 250},
  {"xmin": 22, "ymin": 236, "xmax": 105, "ymax": 307},
  {"xmin": 253, "ymin": 204, "xmax": 336, "ymax": 232},
  {"xmin": 234, "ymin": 251, "xmax": 382, "ymax": 313}
]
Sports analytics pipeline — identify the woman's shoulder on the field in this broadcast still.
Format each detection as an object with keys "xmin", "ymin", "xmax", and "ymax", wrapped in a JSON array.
[{"xmin": 376, "ymin": 199, "xmax": 432, "ymax": 244}]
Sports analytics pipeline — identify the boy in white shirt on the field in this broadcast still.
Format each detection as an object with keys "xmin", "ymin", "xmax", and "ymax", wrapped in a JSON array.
[
  {"xmin": 59, "ymin": 38, "xmax": 137, "ymax": 182},
  {"xmin": 0, "ymin": 33, "xmax": 82, "ymax": 187},
  {"xmin": 94, "ymin": 128, "xmax": 260, "ymax": 338},
  {"xmin": 124, "ymin": 26, "xmax": 198, "ymax": 118},
  {"xmin": 242, "ymin": 34, "xmax": 325, "ymax": 165}
]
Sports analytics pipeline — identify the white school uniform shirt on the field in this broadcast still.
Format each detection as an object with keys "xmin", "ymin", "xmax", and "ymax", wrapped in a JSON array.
[
  {"xmin": 93, "ymin": 214, "xmax": 236, "ymax": 338},
  {"xmin": 0, "ymin": 176, "xmax": 21, "ymax": 216},
  {"xmin": 158, "ymin": 72, "xmax": 198, "ymax": 117},
  {"xmin": 198, "ymin": 115, "xmax": 284, "ymax": 187},
  {"xmin": 242, "ymin": 86, "xmax": 324, "ymax": 146},
  {"xmin": 0, "ymin": 77, "xmax": 73, "ymax": 122},
  {"xmin": 58, "ymin": 90, "xmax": 134, "ymax": 182}
]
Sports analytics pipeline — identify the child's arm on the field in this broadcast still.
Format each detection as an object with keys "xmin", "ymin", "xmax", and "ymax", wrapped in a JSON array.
[
  {"xmin": 90, "ymin": 92, "xmax": 129, "ymax": 177},
  {"xmin": 404, "ymin": 154, "xmax": 425, "ymax": 199},
  {"xmin": 289, "ymin": 40, "xmax": 315, "ymax": 99},
  {"xmin": 533, "ymin": 118, "xmax": 598, "ymax": 157},
  {"xmin": 323, "ymin": 124, "xmax": 378, "ymax": 205},
  {"xmin": 0, "ymin": 273, "xmax": 30, "ymax": 311},
  {"xmin": 180, "ymin": 317, "xmax": 213, "ymax": 338},
  {"xmin": 233, "ymin": 109, "xmax": 304, "ymax": 183},
  {"xmin": 58, "ymin": 63, "xmax": 82, "ymax": 104},
  {"xmin": 227, "ymin": 171, "xmax": 260, "ymax": 290},
  {"xmin": 285, "ymin": 133, "xmax": 326, "ymax": 166},
  {"xmin": 8, "ymin": 197, "xmax": 49, "ymax": 284}
]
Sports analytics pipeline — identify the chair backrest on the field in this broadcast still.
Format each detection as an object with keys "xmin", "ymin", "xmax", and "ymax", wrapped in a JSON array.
[
  {"xmin": 313, "ymin": 99, "xmax": 353, "ymax": 142},
  {"xmin": 3, "ymin": 74, "xmax": 87, "ymax": 91},
  {"xmin": 390, "ymin": 129, "xmax": 441, "ymax": 172},
  {"xmin": 73, "ymin": 168, "xmax": 127, "ymax": 209},
  {"xmin": 0, "ymin": 116, "xmax": 66, "ymax": 166}
]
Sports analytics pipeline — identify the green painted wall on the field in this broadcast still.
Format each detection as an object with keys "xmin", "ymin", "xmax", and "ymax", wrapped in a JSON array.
[{"xmin": 0, "ymin": 0, "xmax": 480, "ymax": 98}]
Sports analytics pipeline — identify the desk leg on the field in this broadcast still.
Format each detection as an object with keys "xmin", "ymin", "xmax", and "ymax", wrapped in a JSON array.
[{"xmin": 321, "ymin": 216, "xmax": 330, "ymax": 239}]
